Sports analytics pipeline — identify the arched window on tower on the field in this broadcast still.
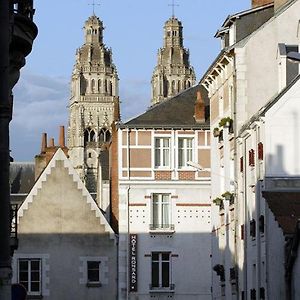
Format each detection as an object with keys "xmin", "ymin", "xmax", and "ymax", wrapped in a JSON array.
[
  {"xmin": 98, "ymin": 79, "xmax": 101, "ymax": 93},
  {"xmin": 177, "ymin": 80, "xmax": 181, "ymax": 93},
  {"xmin": 84, "ymin": 127, "xmax": 96, "ymax": 146},
  {"xmin": 110, "ymin": 81, "xmax": 113, "ymax": 96},
  {"xmin": 99, "ymin": 128, "xmax": 111, "ymax": 143},
  {"xmin": 172, "ymin": 80, "xmax": 175, "ymax": 94},
  {"xmin": 186, "ymin": 80, "xmax": 191, "ymax": 88},
  {"xmin": 163, "ymin": 80, "xmax": 169, "ymax": 98},
  {"xmin": 91, "ymin": 79, "xmax": 95, "ymax": 93},
  {"xmin": 105, "ymin": 79, "xmax": 108, "ymax": 93}
]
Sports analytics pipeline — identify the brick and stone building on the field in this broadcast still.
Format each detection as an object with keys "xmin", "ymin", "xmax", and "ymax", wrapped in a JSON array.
[
  {"xmin": 117, "ymin": 85, "xmax": 212, "ymax": 299},
  {"xmin": 151, "ymin": 17, "xmax": 196, "ymax": 106}
]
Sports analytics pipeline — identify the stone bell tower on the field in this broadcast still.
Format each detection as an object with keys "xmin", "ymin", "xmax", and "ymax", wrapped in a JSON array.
[
  {"xmin": 151, "ymin": 16, "xmax": 196, "ymax": 105},
  {"xmin": 67, "ymin": 14, "xmax": 119, "ymax": 197}
]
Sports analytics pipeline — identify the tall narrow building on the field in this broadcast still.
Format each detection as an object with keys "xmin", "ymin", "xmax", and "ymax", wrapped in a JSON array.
[
  {"xmin": 68, "ymin": 15, "xmax": 119, "ymax": 197},
  {"xmin": 151, "ymin": 16, "xmax": 196, "ymax": 105}
]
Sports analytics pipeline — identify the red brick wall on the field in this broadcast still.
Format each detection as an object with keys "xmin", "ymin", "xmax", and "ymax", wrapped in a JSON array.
[
  {"xmin": 178, "ymin": 171, "xmax": 196, "ymax": 180},
  {"xmin": 155, "ymin": 171, "xmax": 172, "ymax": 180}
]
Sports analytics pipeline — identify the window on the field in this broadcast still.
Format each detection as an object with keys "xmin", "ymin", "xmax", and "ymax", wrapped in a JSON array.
[
  {"xmin": 178, "ymin": 137, "xmax": 193, "ymax": 168},
  {"xmin": 250, "ymin": 219, "xmax": 256, "ymax": 238},
  {"xmin": 249, "ymin": 149, "xmax": 255, "ymax": 167},
  {"xmin": 151, "ymin": 194, "xmax": 172, "ymax": 230},
  {"xmin": 151, "ymin": 252, "xmax": 173, "ymax": 289},
  {"xmin": 18, "ymin": 259, "xmax": 41, "ymax": 296},
  {"xmin": 155, "ymin": 138, "xmax": 170, "ymax": 168},
  {"xmin": 87, "ymin": 261, "xmax": 101, "ymax": 284}
]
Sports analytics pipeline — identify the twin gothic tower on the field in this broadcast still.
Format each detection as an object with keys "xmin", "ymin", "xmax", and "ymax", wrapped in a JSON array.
[
  {"xmin": 67, "ymin": 14, "xmax": 195, "ymax": 195},
  {"xmin": 67, "ymin": 15, "xmax": 119, "ymax": 195}
]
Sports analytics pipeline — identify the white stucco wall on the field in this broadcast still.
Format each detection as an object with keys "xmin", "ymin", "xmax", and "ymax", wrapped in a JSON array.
[{"xmin": 265, "ymin": 80, "xmax": 300, "ymax": 176}]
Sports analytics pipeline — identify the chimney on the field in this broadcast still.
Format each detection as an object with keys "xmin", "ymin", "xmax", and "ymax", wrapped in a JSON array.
[
  {"xmin": 59, "ymin": 125, "xmax": 65, "ymax": 148},
  {"xmin": 41, "ymin": 132, "xmax": 47, "ymax": 153},
  {"xmin": 49, "ymin": 137, "xmax": 55, "ymax": 147},
  {"xmin": 251, "ymin": 0, "xmax": 274, "ymax": 8},
  {"xmin": 194, "ymin": 90, "xmax": 206, "ymax": 124}
]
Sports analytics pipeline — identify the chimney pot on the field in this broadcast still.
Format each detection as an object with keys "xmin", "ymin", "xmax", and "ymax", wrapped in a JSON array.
[
  {"xmin": 59, "ymin": 126, "xmax": 65, "ymax": 148},
  {"xmin": 49, "ymin": 138, "xmax": 55, "ymax": 147},
  {"xmin": 194, "ymin": 90, "xmax": 206, "ymax": 124},
  {"xmin": 41, "ymin": 133, "xmax": 47, "ymax": 153}
]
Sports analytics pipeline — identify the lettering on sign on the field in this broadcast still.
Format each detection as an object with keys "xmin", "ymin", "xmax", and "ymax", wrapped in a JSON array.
[{"xmin": 129, "ymin": 234, "xmax": 138, "ymax": 292}]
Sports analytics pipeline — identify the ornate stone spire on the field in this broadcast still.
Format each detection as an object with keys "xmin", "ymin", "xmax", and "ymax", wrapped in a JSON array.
[
  {"xmin": 68, "ymin": 15, "xmax": 119, "ymax": 196},
  {"xmin": 151, "ymin": 17, "xmax": 196, "ymax": 106}
]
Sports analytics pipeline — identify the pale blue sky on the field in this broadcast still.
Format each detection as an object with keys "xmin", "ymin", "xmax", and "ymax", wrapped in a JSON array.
[{"xmin": 12, "ymin": 0, "xmax": 250, "ymax": 161}]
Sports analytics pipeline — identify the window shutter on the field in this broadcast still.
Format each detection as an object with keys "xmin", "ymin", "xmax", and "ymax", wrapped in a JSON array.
[
  {"xmin": 240, "ymin": 157, "xmax": 244, "ymax": 172},
  {"xmin": 258, "ymin": 142, "xmax": 264, "ymax": 160},
  {"xmin": 241, "ymin": 224, "xmax": 245, "ymax": 240},
  {"xmin": 249, "ymin": 149, "xmax": 255, "ymax": 167}
]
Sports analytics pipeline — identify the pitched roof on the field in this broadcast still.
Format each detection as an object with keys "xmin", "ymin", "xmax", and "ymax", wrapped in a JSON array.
[
  {"xmin": 10, "ymin": 162, "xmax": 35, "ymax": 205},
  {"xmin": 122, "ymin": 85, "xmax": 209, "ymax": 129},
  {"xmin": 18, "ymin": 148, "xmax": 115, "ymax": 239}
]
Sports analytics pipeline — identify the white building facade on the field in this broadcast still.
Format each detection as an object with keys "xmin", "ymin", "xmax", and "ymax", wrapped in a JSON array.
[{"xmin": 117, "ymin": 86, "xmax": 212, "ymax": 300}]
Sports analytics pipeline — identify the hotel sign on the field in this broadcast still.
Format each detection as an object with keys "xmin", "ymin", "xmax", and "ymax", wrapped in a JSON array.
[{"xmin": 129, "ymin": 234, "xmax": 138, "ymax": 292}]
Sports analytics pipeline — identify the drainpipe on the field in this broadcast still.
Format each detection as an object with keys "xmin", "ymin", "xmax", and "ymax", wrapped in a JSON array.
[
  {"xmin": 126, "ymin": 128, "xmax": 131, "ymax": 300},
  {"xmin": 233, "ymin": 57, "xmax": 240, "ymax": 299},
  {"xmin": 0, "ymin": 0, "xmax": 12, "ymax": 299}
]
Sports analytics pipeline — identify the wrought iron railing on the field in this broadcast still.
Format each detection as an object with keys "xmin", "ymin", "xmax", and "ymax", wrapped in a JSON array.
[
  {"xmin": 149, "ymin": 224, "xmax": 175, "ymax": 231},
  {"xmin": 149, "ymin": 283, "xmax": 175, "ymax": 291},
  {"xmin": 10, "ymin": 204, "xmax": 19, "ymax": 253},
  {"xmin": 12, "ymin": 0, "xmax": 35, "ymax": 20}
]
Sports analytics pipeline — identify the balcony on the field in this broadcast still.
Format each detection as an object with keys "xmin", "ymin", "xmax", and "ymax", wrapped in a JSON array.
[
  {"xmin": 149, "ymin": 283, "xmax": 175, "ymax": 293},
  {"xmin": 10, "ymin": 204, "xmax": 19, "ymax": 255},
  {"xmin": 10, "ymin": 1, "xmax": 38, "ymax": 90},
  {"xmin": 149, "ymin": 224, "xmax": 175, "ymax": 234}
]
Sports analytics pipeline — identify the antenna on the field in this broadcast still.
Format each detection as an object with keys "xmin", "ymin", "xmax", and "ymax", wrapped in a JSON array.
[
  {"xmin": 168, "ymin": 0, "xmax": 179, "ymax": 18},
  {"xmin": 88, "ymin": 0, "xmax": 101, "ymax": 15}
]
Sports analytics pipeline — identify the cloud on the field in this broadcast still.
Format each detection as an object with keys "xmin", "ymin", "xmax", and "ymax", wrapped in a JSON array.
[
  {"xmin": 10, "ymin": 71, "xmax": 152, "ymax": 161},
  {"xmin": 10, "ymin": 71, "xmax": 69, "ymax": 161}
]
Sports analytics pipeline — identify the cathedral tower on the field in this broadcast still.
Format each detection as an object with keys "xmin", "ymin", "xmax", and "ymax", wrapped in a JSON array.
[
  {"xmin": 151, "ymin": 17, "xmax": 196, "ymax": 105},
  {"xmin": 67, "ymin": 15, "xmax": 119, "ymax": 196}
]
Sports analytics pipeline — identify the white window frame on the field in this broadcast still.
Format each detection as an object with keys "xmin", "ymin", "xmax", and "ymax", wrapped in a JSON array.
[
  {"xmin": 154, "ymin": 137, "xmax": 171, "ymax": 169},
  {"xmin": 18, "ymin": 258, "xmax": 42, "ymax": 296},
  {"xmin": 151, "ymin": 193, "xmax": 172, "ymax": 230},
  {"xmin": 151, "ymin": 252, "xmax": 172, "ymax": 289},
  {"xmin": 177, "ymin": 137, "xmax": 194, "ymax": 169}
]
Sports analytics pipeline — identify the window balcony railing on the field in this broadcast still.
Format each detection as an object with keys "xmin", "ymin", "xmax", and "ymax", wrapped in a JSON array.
[
  {"xmin": 149, "ymin": 224, "xmax": 175, "ymax": 231},
  {"xmin": 12, "ymin": 0, "xmax": 35, "ymax": 20},
  {"xmin": 149, "ymin": 283, "xmax": 175, "ymax": 292},
  {"xmin": 10, "ymin": 204, "xmax": 19, "ymax": 254}
]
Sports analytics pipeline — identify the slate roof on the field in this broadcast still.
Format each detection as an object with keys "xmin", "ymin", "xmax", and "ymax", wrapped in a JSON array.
[
  {"xmin": 263, "ymin": 190, "xmax": 300, "ymax": 234},
  {"xmin": 10, "ymin": 162, "xmax": 35, "ymax": 205},
  {"xmin": 122, "ymin": 85, "xmax": 209, "ymax": 129}
]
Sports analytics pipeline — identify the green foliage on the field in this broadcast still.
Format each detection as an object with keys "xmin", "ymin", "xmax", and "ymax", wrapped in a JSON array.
[{"xmin": 219, "ymin": 117, "xmax": 232, "ymax": 127}]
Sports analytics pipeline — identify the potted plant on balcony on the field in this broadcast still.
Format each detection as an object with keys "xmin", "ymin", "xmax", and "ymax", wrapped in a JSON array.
[
  {"xmin": 213, "ymin": 197, "xmax": 223, "ymax": 207},
  {"xmin": 219, "ymin": 117, "xmax": 233, "ymax": 128},
  {"xmin": 222, "ymin": 191, "xmax": 234, "ymax": 205},
  {"xmin": 213, "ymin": 127, "xmax": 220, "ymax": 137}
]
